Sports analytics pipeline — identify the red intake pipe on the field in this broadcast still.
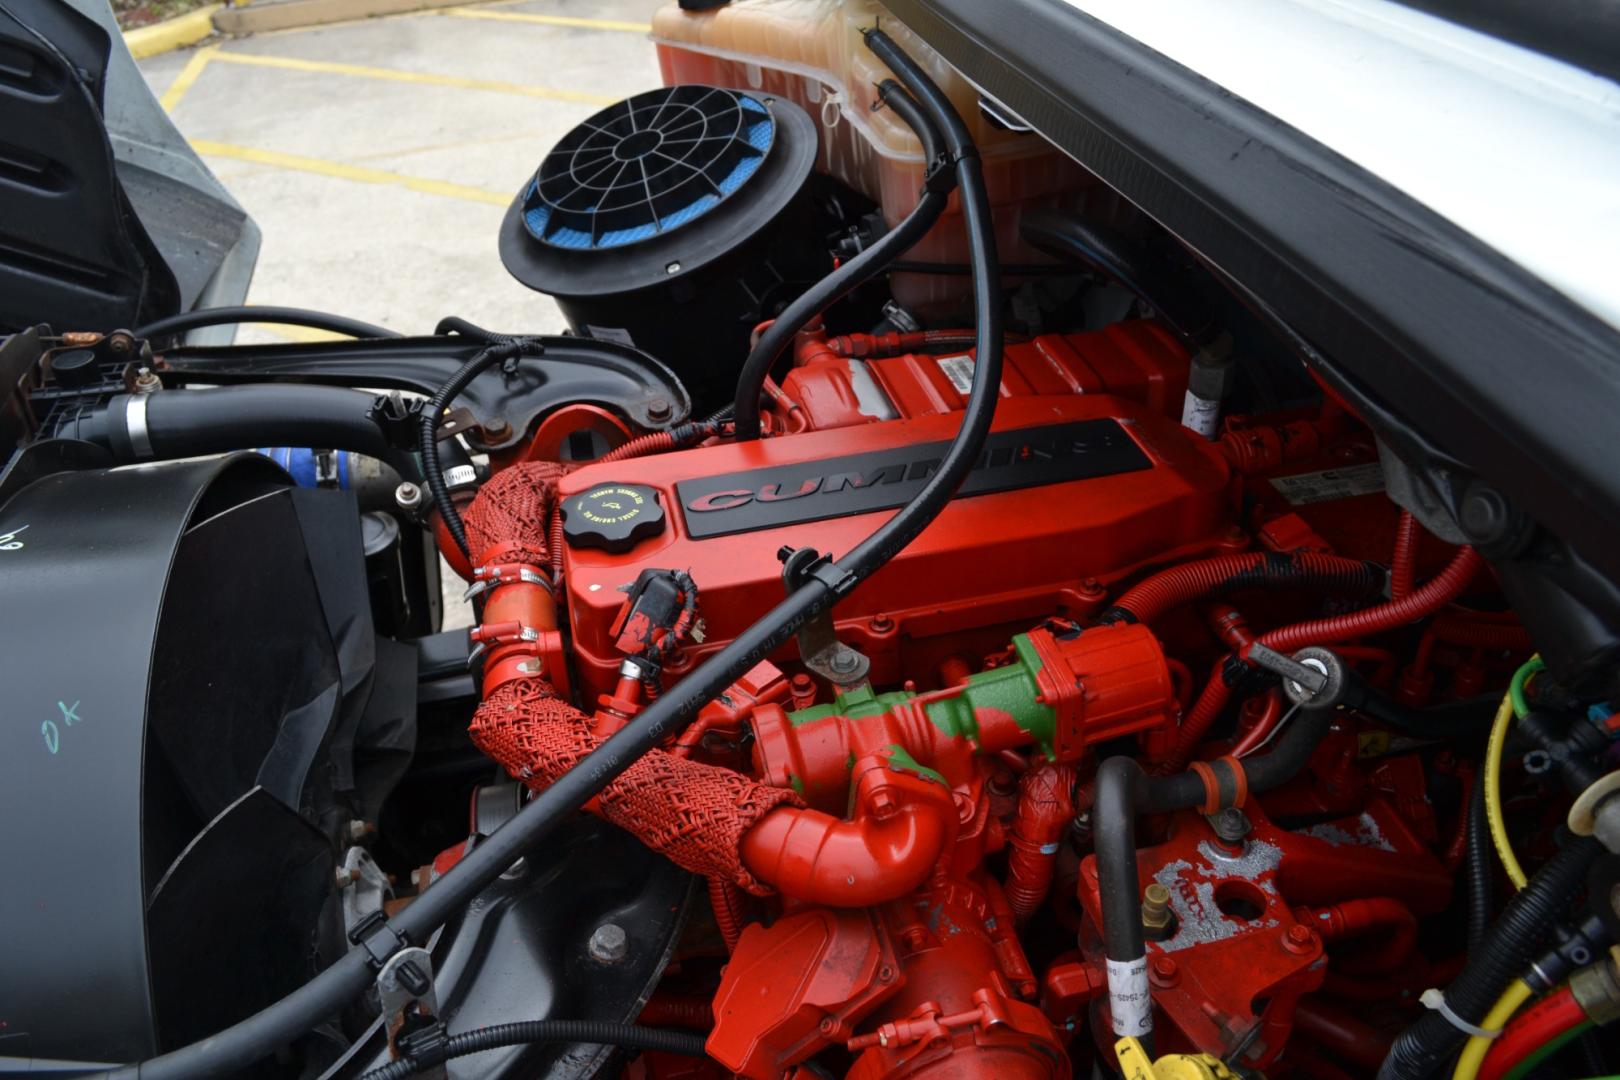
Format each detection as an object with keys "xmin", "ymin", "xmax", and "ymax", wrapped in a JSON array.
[{"xmin": 738, "ymin": 757, "xmax": 956, "ymax": 907}]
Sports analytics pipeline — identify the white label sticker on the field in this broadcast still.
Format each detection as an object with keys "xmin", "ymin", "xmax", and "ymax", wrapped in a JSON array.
[
  {"xmin": 583, "ymin": 324, "xmax": 635, "ymax": 347},
  {"xmin": 936, "ymin": 354, "xmax": 975, "ymax": 395},
  {"xmin": 1180, "ymin": 391, "xmax": 1222, "ymax": 438},
  {"xmin": 1106, "ymin": 956, "xmax": 1152, "ymax": 1036},
  {"xmin": 1269, "ymin": 462, "xmax": 1386, "ymax": 506}
]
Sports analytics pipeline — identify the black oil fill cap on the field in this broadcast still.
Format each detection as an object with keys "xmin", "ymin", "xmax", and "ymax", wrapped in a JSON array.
[{"xmin": 562, "ymin": 483, "xmax": 666, "ymax": 554}]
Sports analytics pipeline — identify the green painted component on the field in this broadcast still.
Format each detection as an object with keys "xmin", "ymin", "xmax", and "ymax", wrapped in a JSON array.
[
  {"xmin": 787, "ymin": 772, "xmax": 805, "ymax": 796},
  {"xmin": 789, "ymin": 684, "xmax": 910, "ymax": 727},
  {"xmin": 780, "ymin": 632, "xmax": 1058, "ymax": 757},
  {"xmin": 883, "ymin": 744, "xmax": 948, "ymax": 787},
  {"xmin": 921, "ymin": 633, "xmax": 1057, "ymax": 755}
]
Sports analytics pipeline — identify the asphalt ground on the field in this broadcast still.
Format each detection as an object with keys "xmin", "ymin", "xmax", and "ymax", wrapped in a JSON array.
[
  {"xmin": 139, "ymin": 0, "xmax": 665, "ymax": 345},
  {"xmin": 140, "ymin": 2, "xmax": 666, "ymax": 624}
]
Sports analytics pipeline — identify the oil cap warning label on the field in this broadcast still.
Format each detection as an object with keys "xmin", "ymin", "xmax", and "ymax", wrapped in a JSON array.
[{"xmin": 1269, "ymin": 462, "xmax": 1386, "ymax": 505}]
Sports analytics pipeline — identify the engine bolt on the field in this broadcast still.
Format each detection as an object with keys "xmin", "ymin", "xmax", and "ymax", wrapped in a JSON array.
[
  {"xmin": 133, "ymin": 367, "xmax": 161, "ymax": 395},
  {"xmin": 588, "ymin": 923, "xmax": 629, "ymax": 964},
  {"xmin": 1209, "ymin": 806, "xmax": 1252, "ymax": 844},
  {"xmin": 869, "ymin": 615, "xmax": 894, "ymax": 633},
  {"xmin": 394, "ymin": 482, "xmax": 423, "ymax": 512},
  {"xmin": 334, "ymin": 867, "xmax": 360, "ymax": 890},
  {"xmin": 1150, "ymin": 955, "xmax": 1178, "ymax": 985},
  {"xmin": 647, "ymin": 398, "xmax": 673, "ymax": 422},
  {"xmin": 665, "ymin": 261, "xmax": 682, "ymax": 275},
  {"xmin": 1284, "ymin": 924, "xmax": 1316, "ymax": 953},
  {"xmin": 830, "ymin": 649, "xmax": 859, "ymax": 674}
]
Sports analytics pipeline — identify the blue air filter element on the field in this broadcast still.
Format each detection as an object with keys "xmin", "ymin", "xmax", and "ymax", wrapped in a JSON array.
[{"xmin": 522, "ymin": 86, "xmax": 777, "ymax": 252}]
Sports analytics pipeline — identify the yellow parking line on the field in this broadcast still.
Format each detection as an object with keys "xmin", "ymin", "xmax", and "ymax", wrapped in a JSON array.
[
  {"xmin": 159, "ymin": 45, "xmax": 218, "ymax": 111},
  {"xmin": 205, "ymin": 50, "xmax": 618, "ymax": 104},
  {"xmin": 191, "ymin": 140, "xmax": 512, "ymax": 206},
  {"xmin": 439, "ymin": 6, "xmax": 650, "ymax": 32}
]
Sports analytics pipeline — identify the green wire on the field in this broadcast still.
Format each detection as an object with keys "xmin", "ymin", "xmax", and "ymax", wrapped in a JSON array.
[
  {"xmin": 1509, "ymin": 656, "xmax": 1546, "ymax": 720},
  {"xmin": 1502, "ymin": 1019, "xmax": 1593, "ymax": 1080}
]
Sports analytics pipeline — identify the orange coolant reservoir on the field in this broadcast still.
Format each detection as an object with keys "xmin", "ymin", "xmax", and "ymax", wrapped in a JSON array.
[{"xmin": 651, "ymin": 0, "xmax": 1105, "ymax": 315}]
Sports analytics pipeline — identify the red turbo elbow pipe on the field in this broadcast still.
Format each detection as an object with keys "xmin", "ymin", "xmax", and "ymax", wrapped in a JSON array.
[{"xmin": 739, "ymin": 764, "xmax": 956, "ymax": 907}]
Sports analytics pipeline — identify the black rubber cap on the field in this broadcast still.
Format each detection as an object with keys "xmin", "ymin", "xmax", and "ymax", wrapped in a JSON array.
[{"xmin": 562, "ymin": 483, "xmax": 666, "ymax": 554}]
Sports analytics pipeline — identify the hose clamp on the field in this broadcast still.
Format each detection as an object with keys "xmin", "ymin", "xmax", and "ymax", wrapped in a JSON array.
[
  {"xmin": 463, "ymin": 563, "xmax": 552, "ymax": 601},
  {"xmin": 467, "ymin": 621, "xmax": 541, "ymax": 669},
  {"xmin": 124, "ymin": 394, "xmax": 153, "ymax": 457},
  {"xmin": 1419, "ymin": 988, "xmax": 1502, "ymax": 1039}
]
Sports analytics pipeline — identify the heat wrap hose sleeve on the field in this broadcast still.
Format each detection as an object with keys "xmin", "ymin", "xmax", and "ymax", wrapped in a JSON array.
[
  {"xmin": 462, "ymin": 460, "xmax": 567, "ymax": 566},
  {"xmin": 469, "ymin": 679, "xmax": 801, "ymax": 895},
  {"xmin": 460, "ymin": 462, "xmax": 802, "ymax": 894}
]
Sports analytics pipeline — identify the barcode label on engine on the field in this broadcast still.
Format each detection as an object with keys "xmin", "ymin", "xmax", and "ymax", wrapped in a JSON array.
[
  {"xmin": 936, "ymin": 354, "xmax": 975, "ymax": 395},
  {"xmin": 1269, "ymin": 462, "xmax": 1386, "ymax": 505}
]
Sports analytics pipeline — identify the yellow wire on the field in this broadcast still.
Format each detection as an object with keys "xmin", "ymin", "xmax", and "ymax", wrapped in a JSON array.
[
  {"xmin": 1453, "ymin": 979, "xmax": 1536, "ymax": 1080},
  {"xmin": 1486, "ymin": 684, "xmax": 1530, "ymax": 891}
]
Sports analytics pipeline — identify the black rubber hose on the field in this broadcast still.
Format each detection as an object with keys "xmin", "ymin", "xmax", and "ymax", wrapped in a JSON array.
[
  {"xmin": 75, "ymin": 386, "xmax": 409, "ymax": 474},
  {"xmin": 1094, "ymin": 706, "xmax": 1338, "ymax": 1040},
  {"xmin": 887, "ymin": 260, "xmax": 1078, "ymax": 277},
  {"xmin": 732, "ymin": 79, "xmax": 952, "ymax": 441},
  {"xmin": 1465, "ymin": 777, "xmax": 1494, "ymax": 953},
  {"xmin": 133, "ymin": 305, "xmax": 400, "ymax": 342},
  {"xmin": 357, "ymin": 1022, "xmax": 709, "ymax": 1080},
  {"xmin": 1378, "ymin": 835, "xmax": 1603, "ymax": 1080},
  {"xmin": 418, "ymin": 341, "xmax": 523, "ymax": 563},
  {"xmin": 90, "ymin": 32, "xmax": 1001, "ymax": 1080},
  {"xmin": 1343, "ymin": 685, "xmax": 1501, "ymax": 742},
  {"xmin": 1020, "ymin": 209, "xmax": 1217, "ymax": 347}
]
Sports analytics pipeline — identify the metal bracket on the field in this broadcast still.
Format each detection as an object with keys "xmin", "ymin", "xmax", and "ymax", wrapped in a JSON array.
[
  {"xmin": 377, "ymin": 946, "xmax": 447, "ymax": 1079},
  {"xmin": 1245, "ymin": 642, "xmax": 1328, "ymax": 697},
  {"xmin": 780, "ymin": 547, "xmax": 870, "ymax": 690}
]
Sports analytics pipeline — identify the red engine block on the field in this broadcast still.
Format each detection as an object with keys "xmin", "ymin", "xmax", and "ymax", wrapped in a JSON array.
[{"xmin": 559, "ymin": 394, "xmax": 1232, "ymax": 704}]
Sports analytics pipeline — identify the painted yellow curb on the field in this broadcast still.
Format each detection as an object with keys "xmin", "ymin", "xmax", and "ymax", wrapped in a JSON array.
[{"xmin": 123, "ymin": 3, "xmax": 223, "ymax": 59}]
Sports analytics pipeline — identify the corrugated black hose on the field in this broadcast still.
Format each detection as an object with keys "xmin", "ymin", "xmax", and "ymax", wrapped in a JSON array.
[
  {"xmin": 1466, "ymin": 777, "xmax": 1494, "ymax": 953},
  {"xmin": 1377, "ymin": 835, "xmax": 1603, "ymax": 1080},
  {"xmin": 357, "ymin": 1021, "xmax": 709, "ymax": 1080}
]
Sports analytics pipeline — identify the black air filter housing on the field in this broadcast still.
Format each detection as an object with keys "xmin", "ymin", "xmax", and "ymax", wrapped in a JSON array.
[{"xmin": 499, "ymin": 85, "xmax": 824, "ymax": 407}]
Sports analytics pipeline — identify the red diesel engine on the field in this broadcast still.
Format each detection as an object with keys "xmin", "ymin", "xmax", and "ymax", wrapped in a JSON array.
[
  {"xmin": 412, "ymin": 19, "xmax": 1590, "ymax": 1080},
  {"xmin": 448, "ymin": 307, "xmax": 1517, "ymax": 1080},
  {"xmin": 9, "ymin": 3, "xmax": 1620, "ymax": 1078}
]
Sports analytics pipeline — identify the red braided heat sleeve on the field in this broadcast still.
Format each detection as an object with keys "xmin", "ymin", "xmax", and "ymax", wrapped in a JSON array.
[{"xmin": 470, "ymin": 678, "xmax": 803, "ymax": 895}]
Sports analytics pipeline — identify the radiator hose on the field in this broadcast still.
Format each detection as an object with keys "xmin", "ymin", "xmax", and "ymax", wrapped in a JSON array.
[
  {"xmin": 1377, "ymin": 835, "xmax": 1602, "ymax": 1080},
  {"xmin": 88, "ymin": 28, "xmax": 1001, "ymax": 1080}
]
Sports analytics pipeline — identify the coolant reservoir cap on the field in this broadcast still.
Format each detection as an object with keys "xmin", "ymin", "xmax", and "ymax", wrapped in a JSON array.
[{"xmin": 562, "ymin": 483, "xmax": 665, "ymax": 554}]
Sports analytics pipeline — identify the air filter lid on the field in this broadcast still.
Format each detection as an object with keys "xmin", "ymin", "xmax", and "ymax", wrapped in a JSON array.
[{"xmin": 522, "ymin": 86, "xmax": 778, "ymax": 252}]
